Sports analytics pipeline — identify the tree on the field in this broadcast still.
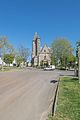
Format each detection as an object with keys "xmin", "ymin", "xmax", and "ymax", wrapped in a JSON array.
[
  {"xmin": 16, "ymin": 56, "xmax": 23, "ymax": 67},
  {"xmin": 67, "ymin": 55, "xmax": 76, "ymax": 68},
  {"xmin": 0, "ymin": 36, "xmax": 15, "ymax": 56},
  {"xmin": 0, "ymin": 36, "xmax": 15, "ymax": 70},
  {"xmin": 3, "ymin": 54, "xmax": 14, "ymax": 64},
  {"xmin": 51, "ymin": 38, "xmax": 74, "ymax": 68},
  {"xmin": 18, "ymin": 45, "xmax": 30, "ymax": 62}
]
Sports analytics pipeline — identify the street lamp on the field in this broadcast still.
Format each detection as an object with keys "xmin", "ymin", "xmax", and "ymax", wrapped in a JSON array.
[{"xmin": 75, "ymin": 61, "xmax": 78, "ymax": 77}]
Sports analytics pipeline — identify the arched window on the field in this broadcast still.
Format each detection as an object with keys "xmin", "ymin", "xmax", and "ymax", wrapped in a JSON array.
[{"xmin": 44, "ymin": 56, "xmax": 46, "ymax": 59}]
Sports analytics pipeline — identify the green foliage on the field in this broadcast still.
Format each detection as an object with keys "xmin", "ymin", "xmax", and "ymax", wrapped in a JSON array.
[
  {"xmin": 3, "ymin": 54, "xmax": 14, "ymax": 64},
  {"xmin": 51, "ymin": 54, "xmax": 57, "ymax": 66},
  {"xmin": 67, "ymin": 55, "xmax": 76, "ymax": 68},
  {"xmin": 16, "ymin": 56, "xmax": 23, "ymax": 66},
  {"xmin": 51, "ymin": 38, "xmax": 74, "ymax": 68}
]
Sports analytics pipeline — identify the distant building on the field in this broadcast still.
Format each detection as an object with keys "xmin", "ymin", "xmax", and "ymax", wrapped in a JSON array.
[
  {"xmin": 32, "ymin": 33, "xmax": 52, "ymax": 66},
  {"xmin": 0, "ymin": 57, "xmax": 3, "ymax": 65},
  {"xmin": 27, "ymin": 62, "xmax": 32, "ymax": 67},
  {"xmin": 12, "ymin": 58, "xmax": 17, "ymax": 66},
  {"xmin": 0, "ymin": 57, "xmax": 16, "ymax": 67},
  {"xmin": 0, "ymin": 57, "xmax": 6, "ymax": 66}
]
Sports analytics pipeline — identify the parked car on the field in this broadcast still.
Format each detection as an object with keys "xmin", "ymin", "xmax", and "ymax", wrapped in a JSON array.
[{"xmin": 44, "ymin": 65, "xmax": 55, "ymax": 71}]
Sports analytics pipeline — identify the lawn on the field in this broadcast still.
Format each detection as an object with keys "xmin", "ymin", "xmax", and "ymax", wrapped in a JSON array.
[
  {"xmin": 48, "ymin": 77, "xmax": 80, "ymax": 120},
  {"xmin": 0, "ymin": 66, "xmax": 24, "ymax": 72}
]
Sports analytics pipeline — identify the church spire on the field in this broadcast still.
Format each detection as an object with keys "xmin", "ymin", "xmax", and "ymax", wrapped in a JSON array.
[{"xmin": 32, "ymin": 32, "xmax": 40, "ymax": 58}]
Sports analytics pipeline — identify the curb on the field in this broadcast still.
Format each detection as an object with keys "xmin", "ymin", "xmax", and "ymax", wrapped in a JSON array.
[{"xmin": 52, "ymin": 77, "xmax": 60, "ymax": 116}]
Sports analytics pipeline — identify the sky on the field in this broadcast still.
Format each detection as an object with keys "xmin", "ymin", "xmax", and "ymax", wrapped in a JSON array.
[{"xmin": 0, "ymin": 0, "xmax": 80, "ymax": 52}]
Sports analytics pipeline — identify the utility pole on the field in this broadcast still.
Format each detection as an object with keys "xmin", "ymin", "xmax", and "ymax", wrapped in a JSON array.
[{"xmin": 78, "ymin": 47, "xmax": 80, "ymax": 83}]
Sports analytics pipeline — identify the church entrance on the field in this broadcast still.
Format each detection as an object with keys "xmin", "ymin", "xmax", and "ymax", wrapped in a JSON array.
[
  {"xmin": 44, "ymin": 61, "xmax": 48, "ymax": 67},
  {"xmin": 40, "ymin": 60, "xmax": 48, "ymax": 67}
]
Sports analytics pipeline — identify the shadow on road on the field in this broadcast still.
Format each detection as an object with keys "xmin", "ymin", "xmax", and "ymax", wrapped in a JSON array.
[{"xmin": 50, "ymin": 80, "xmax": 58, "ymax": 84}]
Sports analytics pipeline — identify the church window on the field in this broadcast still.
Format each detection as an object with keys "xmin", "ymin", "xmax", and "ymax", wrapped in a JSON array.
[
  {"xmin": 44, "ymin": 56, "xmax": 46, "ymax": 59},
  {"xmin": 44, "ymin": 50, "xmax": 46, "ymax": 52}
]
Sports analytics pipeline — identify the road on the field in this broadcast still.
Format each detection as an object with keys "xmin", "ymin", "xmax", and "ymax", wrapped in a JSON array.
[{"xmin": 0, "ymin": 68, "xmax": 74, "ymax": 120}]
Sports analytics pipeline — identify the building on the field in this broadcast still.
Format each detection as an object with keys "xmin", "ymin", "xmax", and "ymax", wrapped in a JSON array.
[
  {"xmin": 0, "ymin": 56, "xmax": 16, "ymax": 67},
  {"xmin": 0, "ymin": 57, "xmax": 3, "ymax": 65},
  {"xmin": 0, "ymin": 57, "xmax": 6, "ymax": 66},
  {"xmin": 32, "ymin": 33, "xmax": 52, "ymax": 67}
]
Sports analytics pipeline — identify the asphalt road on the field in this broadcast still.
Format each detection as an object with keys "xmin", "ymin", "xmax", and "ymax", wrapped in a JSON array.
[{"xmin": 0, "ymin": 68, "xmax": 74, "ymax": 120}]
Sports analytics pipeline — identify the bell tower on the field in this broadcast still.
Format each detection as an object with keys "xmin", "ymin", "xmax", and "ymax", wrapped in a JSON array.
[{"xmin": 32, "ymin": 32, "xmax": 40, "ymax": 66}]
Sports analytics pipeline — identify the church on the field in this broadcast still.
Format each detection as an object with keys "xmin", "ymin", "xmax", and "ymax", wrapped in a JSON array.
[{"xmin": 32, "ymin": 33, "xmax": 52, "ymax": 67}]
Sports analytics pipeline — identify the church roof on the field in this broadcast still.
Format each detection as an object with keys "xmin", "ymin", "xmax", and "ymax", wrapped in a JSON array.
[{"xmin": 40, "ymin": 44, "xmax": 51, "ymax": 54}]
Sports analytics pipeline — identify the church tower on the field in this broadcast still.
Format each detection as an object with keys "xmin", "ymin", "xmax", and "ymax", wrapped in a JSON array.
[{"xmin": 32, "ymin": 32, "xmax": 40, "ymax": 66}]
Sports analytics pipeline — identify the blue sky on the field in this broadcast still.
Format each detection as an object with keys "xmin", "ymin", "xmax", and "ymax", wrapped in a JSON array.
[{"xmin": 0, "ymin": 0, "xmax": 80, "ymax": 52}]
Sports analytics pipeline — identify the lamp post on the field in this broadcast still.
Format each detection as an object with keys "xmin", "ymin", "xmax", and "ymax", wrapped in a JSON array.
[{"xmin": 75, "ymin": 61, "xmax": 78, "ymax": 77}]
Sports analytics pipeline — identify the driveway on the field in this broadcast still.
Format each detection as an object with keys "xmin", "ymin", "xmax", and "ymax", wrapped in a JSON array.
[{"xmin": 0, "ymin": 69, "xmax": 74, "ymax": 120}]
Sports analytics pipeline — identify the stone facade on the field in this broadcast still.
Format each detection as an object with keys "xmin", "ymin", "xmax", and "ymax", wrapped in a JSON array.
[{"xmin": 32, "ymin": 33, "xmax": 52, "ymax": 66}]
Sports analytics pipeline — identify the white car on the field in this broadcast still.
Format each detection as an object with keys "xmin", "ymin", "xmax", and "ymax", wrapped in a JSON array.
[{"xmin": 44, "ymin": 65, "xmax": 55, "ymax": 71}]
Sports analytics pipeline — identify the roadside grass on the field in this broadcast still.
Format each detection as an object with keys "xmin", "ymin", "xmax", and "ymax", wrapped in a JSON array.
[
  {"xmin": 0, "ymin": 66, "xmax": 24, "ymax": 72},
  {"xmin": 48, "ymin": 77, "xmax": 80, "ymax": 120}
]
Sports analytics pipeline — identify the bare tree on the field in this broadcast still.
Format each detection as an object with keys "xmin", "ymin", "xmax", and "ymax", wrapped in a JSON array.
[
  {"xmin": 18, "ymin": 45, "xmax": 30, "ymax": 62},
  {"xmin": 0, "ymin": 36, "xmax": 15, "ymax": 55}
]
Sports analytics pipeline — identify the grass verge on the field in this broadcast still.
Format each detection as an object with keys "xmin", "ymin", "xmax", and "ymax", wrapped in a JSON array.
[
  {"xmin": 0, "ymin": 66, "xmax": 24, "ymax": 72},
  {"xmin": 48, "ymin": 77, "xmax": 80, "ymax": 120}
]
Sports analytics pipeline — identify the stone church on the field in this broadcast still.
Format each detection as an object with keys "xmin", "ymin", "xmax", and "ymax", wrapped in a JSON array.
[{"xmin": 32, "ymin": 33, "xmax": 52, "ymax": 66}]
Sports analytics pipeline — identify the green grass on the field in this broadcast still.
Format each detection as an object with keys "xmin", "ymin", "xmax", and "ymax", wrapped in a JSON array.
[
  {"xmin": 0, "ymin": 66, "xmax": 24, "ymax": 72},
  {"xmin": 48, "ymin": 77, "xmax": 80, "ymax": 120}
]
